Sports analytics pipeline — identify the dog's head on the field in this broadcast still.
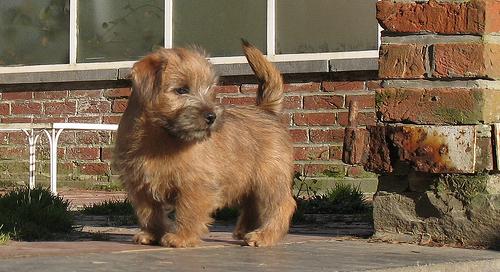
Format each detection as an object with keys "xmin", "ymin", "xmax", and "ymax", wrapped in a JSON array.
[{"xmin": 130, "ymin": 47, "xmax": 221, "ymax": 142}]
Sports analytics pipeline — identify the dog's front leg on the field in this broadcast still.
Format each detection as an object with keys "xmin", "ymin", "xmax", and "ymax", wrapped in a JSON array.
[
  {"xmin": 160, "ymin": 189, "xmax": 217, "ymax": 248},
  {"xmin": 129, "ymin": 193, "xmax": 169, "ymax": 245}
]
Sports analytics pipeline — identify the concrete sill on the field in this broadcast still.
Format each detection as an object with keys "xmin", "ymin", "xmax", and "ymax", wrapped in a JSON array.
[{"xmin": 0, "ymin": 58, "xmax": 378, "ymax": 85}]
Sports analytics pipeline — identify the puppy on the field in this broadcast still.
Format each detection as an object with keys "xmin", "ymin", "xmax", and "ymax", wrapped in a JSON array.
[{"xmin": 113, "ymin": 40, "xmax": 295, "ymax": 247}]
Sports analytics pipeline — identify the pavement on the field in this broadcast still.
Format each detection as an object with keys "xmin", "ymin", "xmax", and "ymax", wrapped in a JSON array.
[{"xmin": 0, "ymin": 190, "xmax": 499, "ymax": 271}]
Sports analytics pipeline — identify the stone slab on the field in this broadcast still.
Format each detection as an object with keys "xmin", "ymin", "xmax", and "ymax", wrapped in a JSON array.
[{"xmin": 0, "ymin": 69, "xmax": 119, "ymax": 84}]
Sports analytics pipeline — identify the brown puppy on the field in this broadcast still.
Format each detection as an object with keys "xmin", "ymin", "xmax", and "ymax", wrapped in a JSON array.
[{"xmin": 113, "ymin": 41, "xmax": 295, "ymax": 247}]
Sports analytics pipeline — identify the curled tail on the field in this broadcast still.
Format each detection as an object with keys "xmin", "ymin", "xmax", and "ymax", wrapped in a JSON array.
[{"xmin": 242, "ymin": 39, "xmax": 284, "ymax": 115}]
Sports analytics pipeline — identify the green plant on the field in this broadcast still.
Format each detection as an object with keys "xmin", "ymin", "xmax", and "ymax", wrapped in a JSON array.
[
  {"xmin": 82, "ymin": 198, "xmax": 134, "ymax": 216},
  {"xmin": 0, "ymin": 225, "xmax": 10, "ymax": 245},
  {"xmin": 0, "ymin": 187, "xmax": 74, "ymax": 241}
]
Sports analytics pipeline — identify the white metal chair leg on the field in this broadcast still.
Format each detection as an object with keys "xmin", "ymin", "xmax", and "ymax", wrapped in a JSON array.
[
  {"xmin": 43, "ymin": 128, "xmax": 64, "ymax": 195},
  {"xmin": 22, "ymin": 129, "xmax": 42, "ymax": 190}
]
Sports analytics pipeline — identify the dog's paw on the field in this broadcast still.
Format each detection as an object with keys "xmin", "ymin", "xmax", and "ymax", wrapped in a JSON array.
[
  {"xmin": 243, "ymin": 231, "xmax": 276, "ymax": 247},
  {"xmin": 133, "ymin": 231, "xmax": 156, "ymax": 245},
  {"xmin": 160, "ymin": 233, "xmax": 200, "ymax": 248}
]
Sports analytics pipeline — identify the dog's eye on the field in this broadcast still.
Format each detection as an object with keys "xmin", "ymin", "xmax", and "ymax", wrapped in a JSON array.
[{"xmin": 175, "ymin": 87, "xmax": 190, "ymax": 95}]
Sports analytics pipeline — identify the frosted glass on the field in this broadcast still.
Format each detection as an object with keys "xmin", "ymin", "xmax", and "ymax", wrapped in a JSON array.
[
  {"xmin": 173, "ymin": 0, "xmax": 266, "ymax": 57},
  {"xmin": 276, "ymin": 0, "xmax": 378, "ymax": 54},
  {"xmin": 78, "ymin": 0, "xmax": 164, "ymax": 62},
  {"xmin": 0, "ymin": 0, "xmax": 69, "ymax": 66}
]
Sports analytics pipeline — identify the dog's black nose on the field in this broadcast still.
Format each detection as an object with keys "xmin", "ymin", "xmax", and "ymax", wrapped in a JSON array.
[{"xmin": 204, "ymin": 112, "xmax": 216, "ymax": 125}]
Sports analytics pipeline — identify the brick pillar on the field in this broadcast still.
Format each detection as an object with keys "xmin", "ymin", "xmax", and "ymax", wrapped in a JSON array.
[{"xmin": 367, "ymin": 0, "xmax": 500, "ymax": 248}]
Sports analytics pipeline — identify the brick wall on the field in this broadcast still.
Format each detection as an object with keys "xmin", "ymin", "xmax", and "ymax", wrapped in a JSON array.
[{"xmin": 0, "ymin": 72, "xmax": 379, "ymax": 191}]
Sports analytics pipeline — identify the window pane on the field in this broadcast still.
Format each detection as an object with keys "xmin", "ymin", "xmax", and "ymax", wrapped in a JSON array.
[
  {"xmin": 0, "ymin": 0, "xmax": 69, "ymax": 66},
  {"xmin": 77, "ymin": 0, "xmax": 164, "ymax": 63},
  {"xmin": 276, "ymin": 0, "xmax": 378, "ymax": 54},
  {"xmin": 173, "ymin": 0, "xmax": 266, "ymax": 57}
]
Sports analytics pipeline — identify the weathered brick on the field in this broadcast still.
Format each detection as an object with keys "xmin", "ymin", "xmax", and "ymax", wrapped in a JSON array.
[
  {"xmin": 379, "ymin": 44, "xmax": 427, "ymax": 79},
  {"xmin": 284, "ymin": 82, "xmax": 321, "ymax": 93},
  {"xmin": 44, "ymin": 101, "xmax": 77, "ymax": 115},
  {"xmin": 104, "ymin": 88, "xmax": 131, "ymax": 98},
  {"xmin": 78, "ymin": 162, "xmax": 110, "ymax": 175},
  {"xmin": 77, "ymin": 100, "xmax": 111, "ymax": 114},
  {"xmin": 33, "ymin": 117, "xmax": 66, "ymax": 123},
  {"xmin": 303, "ymin": 95, "xmax": 344, "ymax": 109},
  {"xmin": 366, "ymin": 80, "xmax": 383, "ymax": 90},
  {"xmin": 310, "ymin": 129, "xmax": 344, "ymax": 143},
  {"xmin": 293, "ymin": 146, "xmax": 329, "ymax": 160},
  {"xmin": 34, "ymin": 90, "xmax": 68, "ymax": 100},
  {"xmin": 8, "ymin": 132, "xmax": 26, "ymax": 144},
  {"xmin": 1, "ymin": 117, "xmax": 32, "ymax": 123},
  {"xmin": 338, "ymin": 111, "xmax": 376, "ymax": 127},
  {"xmin": 329, "ymin": 146, "xmax": 343, "ymax": 161},
  {"xmin": 303, "ymin": 163, "xmax": 345, "ymax": 176},
  {"xmin": 1, "ymin": 91, "xmax": 33, "ymax": 100},
  {"xmin": 220, "ymin": 96, "xmax": 255, "ymax": 106},
  {"xmin": 289, "ymin": 129, "xmax": 308, "ymax": 143},
  {"xmin": 345, "ymin": 95, "xmax": 375, "ymax": 109},
  {"xmin": 76, "ymin": 131, "xmax": 111, "ymax": 145},
  {"xmin": 0, "ymin": 132, "xmax": 8, "ymax": 145},
  {"xmin": 100, "ymin": 147, "xmax": 113, "ymax": 161},
  {"xmin": 111, "ymin": 99, "xmax": 128, "ymax": 113},
  {"xmin": 102, "ymin": 115, "xmax": 122, "ymax": 124},
  {"xmin": 0, "ymin": 146, "xmax": 28, "ymax": 159},
  {"xmin": 67, "ymin": 116, "xmax": 101, "ymax": 123},
  {"xmin": 293, "ymin": 113, "xmax": 335, "ymax": 126},
  {"xmin": 377, "ymin": 0, "xmax": 485, "ymax": 34},
  {"xmin": 322, "ymin": 81, "xmax": 364, "ymax": 92},
  {"xmin": 0, "ymin": 103, "xmax": 10, "ymax": 115},
  {"xmin": 484, "ymin": 0, "xmax": 500, "ymax": 33},
  {"xmin": 376, "ymin": 88, "xmax": 500, "ymax": 124},
  {"xmin": 432, "ymin": 43, "xmax": 500, "ymax": 79},
  {"xmin": 11, "ymin": 102, "xmax": 42, "ymax": 114},
  {"xmin": 213, "ymin": 85, "xmax": 239, "ymax": 94},
  {"xmin": 69, "ymin": 90, "xmax": 102, "ymax": 98},
  {"xmin": 283, "ymin": 96, "xmax": 302, "ymax": 110},
  {"xmin": 66, "ymin": 147, "xmax": 100, "ymax": 160}
]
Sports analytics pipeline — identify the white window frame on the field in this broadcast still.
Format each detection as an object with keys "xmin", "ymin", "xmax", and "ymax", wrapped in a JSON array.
[{"xmin": 0, "ymin": 0, "xmax": 380, "ymax": 74}]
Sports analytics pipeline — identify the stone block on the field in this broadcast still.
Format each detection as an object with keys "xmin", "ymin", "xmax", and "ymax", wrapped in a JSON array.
[{"xmin": 379, "ymin": 44, "xmax": 427, "ymax": 79}]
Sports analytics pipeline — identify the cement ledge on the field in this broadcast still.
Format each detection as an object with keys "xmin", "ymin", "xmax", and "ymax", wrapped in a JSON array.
[{"xmin": 0, "ymin": 58, "xmax": 378, "ymax": 85}]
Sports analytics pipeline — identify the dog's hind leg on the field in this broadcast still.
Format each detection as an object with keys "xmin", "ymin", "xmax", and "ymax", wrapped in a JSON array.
[
  {"xmin": 233, "ymin": 195, "xmax": 260, "ymax": 240},
  {"xmin": 243, "ymin": 177, "xmax": 296, "ymax": 247}
]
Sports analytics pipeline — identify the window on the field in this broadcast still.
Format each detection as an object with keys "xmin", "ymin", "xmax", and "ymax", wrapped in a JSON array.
[{"xmin": 0, "ymin": 0, "xmax": 378, "ymax": 73}]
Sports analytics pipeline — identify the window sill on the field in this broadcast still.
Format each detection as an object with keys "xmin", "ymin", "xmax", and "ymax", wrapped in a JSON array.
[{"xmin": 0, "ymin": 58, "xmax": 378, "ymax": 85}]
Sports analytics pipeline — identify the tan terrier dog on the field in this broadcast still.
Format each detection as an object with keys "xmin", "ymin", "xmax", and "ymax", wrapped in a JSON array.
[{"xmin": 113, "ymin": 40, "xmax": 295, "ymax": 247}]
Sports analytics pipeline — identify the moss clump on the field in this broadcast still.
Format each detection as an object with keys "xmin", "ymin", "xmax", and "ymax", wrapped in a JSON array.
[
  {"xmin": 433, "ymin": 107, "xmax": 481, "ymax": 124},
  {"xmin": 434, "ymin": 173, "xmax": 488, "ymax": 205}
]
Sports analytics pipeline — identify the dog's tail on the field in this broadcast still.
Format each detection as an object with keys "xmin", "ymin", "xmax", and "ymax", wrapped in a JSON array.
[{"xmin": 242, "ymin": 39, "xmax": 284, "ymax": 115}]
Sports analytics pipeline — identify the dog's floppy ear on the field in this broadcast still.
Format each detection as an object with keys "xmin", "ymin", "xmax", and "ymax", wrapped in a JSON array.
[{"xmin": 131, "ymin": 52, "xmax": 164, "ymax": 104}]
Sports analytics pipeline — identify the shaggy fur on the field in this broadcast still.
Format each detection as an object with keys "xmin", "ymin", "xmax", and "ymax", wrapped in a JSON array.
[{"xmin": 113, "ymin": 41, "xmax": 295, "ymax": 247}]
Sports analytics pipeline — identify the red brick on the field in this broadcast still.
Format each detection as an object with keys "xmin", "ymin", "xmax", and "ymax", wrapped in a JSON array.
[
  {"xmin": 0, "ymin": 103, "xmax": 10, "ymax": 115},
  {"xmin": 78, "ymin": 162, "xmax": 110, "ymax": 175},
  {"xmin": 76, "ymin": 131, "xmax": 111, "ymax": 145},
  {"xmin": 289, "ymin": 129, "xmax": 308, "ymax": 143},
  {"xmin": 329, "ymin": 146, "xmax": 343, "ymax": 160},
  {"xmin": 310, "ymin": 129, "xmax": 344, "ymax": 143},
  {"xmin": 112, "ymin": 99, "xmax": 128, "ymax": 113},
  {"xmin": 433, "ymin": 43, "xmax": 500, "ymax": 79},
  {"xmin": 293, "ymin": 146, "xmax": 329, "ymax": 160},
  {"xmin": 280, "ymin": 113, "xmax": 292, "ymax": 126},
  {"xmin": 0, "ymin": 132, "xmax": 8, "ymax": 145},
  {"xmin": 240, "ymin": 84, "xmax": 258, "ymax": 94},
  {"xmin": 303, "ymin": 95, "xmax": 344, "ymax": 110},
  {"xmin": 33, "ymin": 117, "xmax": 66, "ymax": 123},
  {"xmin": 213, "ymin": 85, "xmax": 239, "ymax": 94},
  {"xmin": 322, "ymin": 81, "xmax": 364, "ymax": 92},
  {"xmin": 303, "ymin": 164, "xmax": 345, "ymax": 176},
  {"xmin": 345, "ymin": 95, "xmax": 375, "ymax": 109},
  {"xmin": 283, "ymin": 96, "xmax": 302, "ymax": 110},
  {"xmin": 293, "ymin": 113, "xmax": 335, "ymax": 126},
  {"xmin": 8, "ymin": 132, "xmax": 26, "ymax": 144},
  {"xmin": 104, "ymin": 88, "xmax": 131, "ymax": 98},
  {"xmin": 2, "ymin": 91, "xmax": 33, "ymax": 100},
  {"xmin": 284, "ymin": 82, "xmax": 321, "ymax": 93},
  {"xmin": 346, "ymin": 166, "xmax": 365, "ymax": 178},
  {"xmin": 376, "ymin": 0, "xmax": 485, "ymax": 34},
  {"xmin": 69, "ymin": 90, "xmax": 102, "ymax": 98},
  {"xmin": 34, "ymin": 91, "xmax": 68, "ymax": 99},
  {"xmin": 485, "ymin": 0, "xmax": 500, "ymax": 33},
  {"xmin": 100, "ymin": 147, "xmax": 114, "ymax": 161},
  {"xmin": 103, "ymin": 115, "xmax": 122, "ymax": 124},
  {"xmin": 77, "ymin": 101, "xmax": 111, "ymax": 114},
  {"xmin": 67, "ymin": 116, "xmax": 101, "ymax": 123},
  {"xmin": 58, "ymin": 132, "xmax": 76, "ymax": 145},
  {"xmin": 366, "ymin": 80, "xmax": 382, "ymax": 90},
  {"xmin": 1, "ymin": 117, "xmax": 32, "ymax": 123},
  {"xmin": 11, "ymin": 102, "xmax": 42, "ymax": 114},
  {"xmin": 220, "ymin": 96, "xmax": 255, "ymax": 106},
  {"xmin": 293, "ymin": 164, "xmax": 303, "ymax": 175},
  {"xmin": 379, "ymin": 44, "xmax": 427, "ymax": 79},
  {"xmin": 44, "ymin": 101, "xmax": 76, "ymax": 115},
  {"xmin": 337, "ymin": 111, "xmax": 376, "ymax": 127},
  {"xmin": 0, "ymin": 146, "xmax": 28, "ymax": 159},
  {"xmin": 66, "ymin": 147, "xmax": 100, "ymax": 160}
]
